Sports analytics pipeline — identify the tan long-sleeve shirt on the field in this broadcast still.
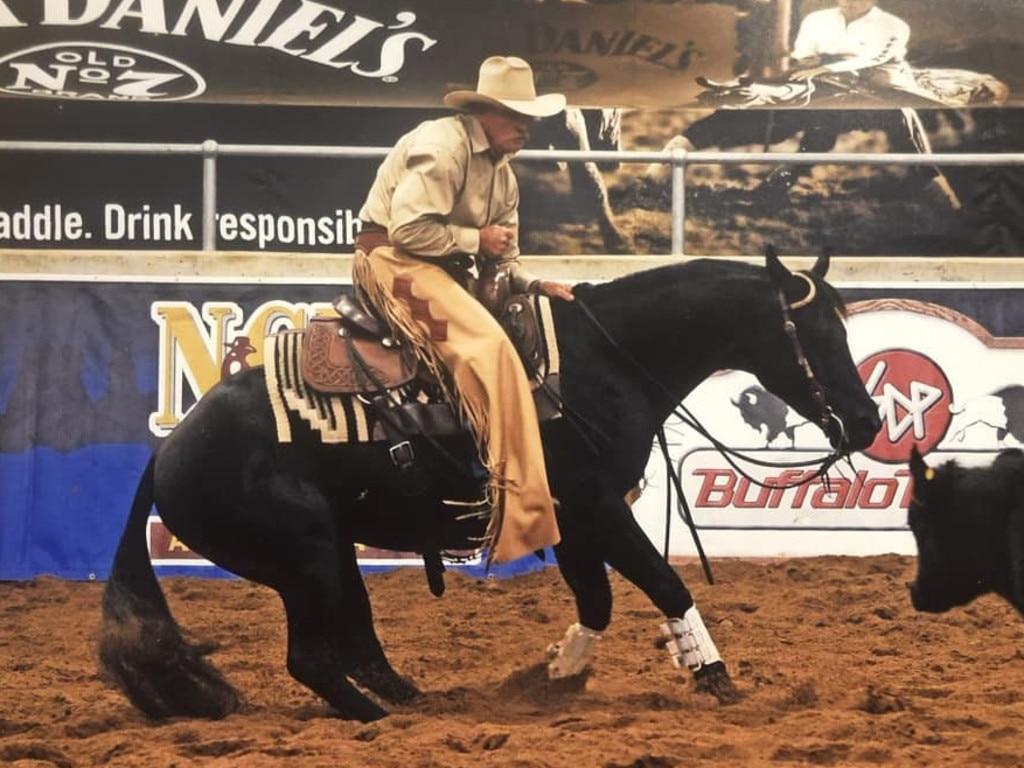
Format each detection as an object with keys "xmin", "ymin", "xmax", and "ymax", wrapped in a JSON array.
[{"xmin": 358, "ymin": 112, "xmax": 537, "ymax": 292}]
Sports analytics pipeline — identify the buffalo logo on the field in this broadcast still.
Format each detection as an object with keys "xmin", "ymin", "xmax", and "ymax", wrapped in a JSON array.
[
  {"xmin": 0, "ymin": 42, "xmax": 206, "ymax": 101},
  {"xmin": 731, "ymin": 384, "xmax": 806, "ymax": 448},
  {"xmin": 859, "ymin": 349, "xmax": 952, "ymax": 463}
]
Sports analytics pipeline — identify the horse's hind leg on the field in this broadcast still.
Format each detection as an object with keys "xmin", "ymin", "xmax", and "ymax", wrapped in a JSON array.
[
  {"xmin": 278, "ymin": 585, "xmax": 387, "ymax": 721},
  {"xmin": 274, "ymin": 539, "xmax": 420, "ymax": 721},
  {"xmin": 330, "ymin": 545, "xmax": 421, "ymax": 704},
  {"xmin": 167, "ymin": 476, "xmax": 412, "ymax": 721},
  {"xmin": 208, "ymin": 544, "xmax": 396, "ymax": 721}
]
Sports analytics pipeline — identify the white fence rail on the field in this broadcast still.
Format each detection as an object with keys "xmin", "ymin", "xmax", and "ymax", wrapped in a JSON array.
[{"xmin": 2, "ymin": 139, "xmax": 1024, "ymax": 255}]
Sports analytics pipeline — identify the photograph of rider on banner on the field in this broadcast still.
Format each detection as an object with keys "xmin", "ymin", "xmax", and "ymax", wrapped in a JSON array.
[{"xmin": 650, "ymin": 0, "xmax": 1009, "ymax": 207}]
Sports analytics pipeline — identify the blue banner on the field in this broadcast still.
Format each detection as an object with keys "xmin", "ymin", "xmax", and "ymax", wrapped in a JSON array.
[{"xmin": 0, "ymin": 276, "xmax": 560, "ymax": 580}]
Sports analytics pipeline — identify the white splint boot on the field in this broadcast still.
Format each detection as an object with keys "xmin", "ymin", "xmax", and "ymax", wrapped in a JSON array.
[
  {"xmin": 660, "ymin": 606, "xmax": 721, "ymax": 672},
  {"xmin": 546, "ymin": 622, "xmax": 602, "ymax": 679}
]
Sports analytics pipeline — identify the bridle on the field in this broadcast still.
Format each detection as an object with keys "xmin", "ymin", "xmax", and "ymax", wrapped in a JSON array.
[
  {"xmin": 654, "ymin": 272, "xmax": 850, "ymax": 494},
  {"xmin": 776, "ymin": 272, "xmax": 848, "ymax": 449}
]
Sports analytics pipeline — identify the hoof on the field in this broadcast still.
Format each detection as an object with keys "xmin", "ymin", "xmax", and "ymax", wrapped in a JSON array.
[
  {"xmin": 377, "ymin": 675, "xmax": 422, "ymax": 705},
  {"xmin": 351, "ymin": 697, "xmax": 390, "ymax": 723},
  {"xmin": 350, "ymin": 665, "xmax": 422, "ymax": 704},
  {"xmin": 693, "ymin": 661, "xmax": 743, "ymax": 705},
  {"xmin": 546, "ymin": 623, "xmax": 602, "ymax": 679}
]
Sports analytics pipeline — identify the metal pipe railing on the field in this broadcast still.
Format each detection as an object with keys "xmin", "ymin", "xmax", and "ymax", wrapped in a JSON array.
[{"xmin": 3, "ymin": 139, "xmax": 1023, "ymax": 256}]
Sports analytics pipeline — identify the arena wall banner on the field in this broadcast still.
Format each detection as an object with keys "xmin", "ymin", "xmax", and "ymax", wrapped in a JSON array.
[
  {"xmin": 0, "ymin": 0, "xmax": 737, "ymax": 108},
  {"xmin": 630, "ymin": 283, "xmax": 1024, "ymax": 560},
  {"xmin": 1, "ymin": 268, "xmax": 1023, "ymax": 579},
  {"xmin": 0, "ymin": 0, "xmax": 1019, "ymax": 110},
  {"xmin": 1, "ymin": 0, "xmax": 1022, "ymax": 258}
]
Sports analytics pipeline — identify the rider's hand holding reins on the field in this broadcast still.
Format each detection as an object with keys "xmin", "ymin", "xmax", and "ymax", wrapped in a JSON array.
[
  {"xmin": 786, "ymin": 55, "xmax": 830, "ymax": 83},
  {"xmin": 479, "ymin": 224, "xmax": 574, "ymax": 301},
  {"xmin": 479, "ymin": 224, "xmax": 515, "ymax": 258}
]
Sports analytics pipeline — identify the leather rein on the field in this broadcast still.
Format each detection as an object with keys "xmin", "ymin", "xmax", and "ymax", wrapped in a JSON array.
[
  {"xmin": 574, "ymin": 272, "xmax": 852, "ymax": 584},
  {"xmin": 575, "ymin": 272, "xmax": 849, "ymax": 485}
]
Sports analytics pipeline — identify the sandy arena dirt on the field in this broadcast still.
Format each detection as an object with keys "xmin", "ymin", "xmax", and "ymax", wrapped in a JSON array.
[{"xmin": 3, "ymin": 555, "xmax": 1024, "ymax": 767}]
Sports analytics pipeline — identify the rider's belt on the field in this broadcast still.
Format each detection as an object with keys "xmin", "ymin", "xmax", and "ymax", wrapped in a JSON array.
[
  {"xmin": 355, "ymin": 221, "xmax": 390, "ymax": 254},
  {"xmin": 357, "ymin": 221, "xmax": 475, "ymax": 281}
]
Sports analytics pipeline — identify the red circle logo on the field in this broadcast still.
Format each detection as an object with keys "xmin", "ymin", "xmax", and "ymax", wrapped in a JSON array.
[{"xmin": 858, "ymin": 349, "xmax": 952, "ymax": 463}]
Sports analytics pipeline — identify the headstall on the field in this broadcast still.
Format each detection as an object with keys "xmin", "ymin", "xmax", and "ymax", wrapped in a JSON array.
[{"xmin": 776, "ymin": 272, "xmax": 846, "ymax": 448}]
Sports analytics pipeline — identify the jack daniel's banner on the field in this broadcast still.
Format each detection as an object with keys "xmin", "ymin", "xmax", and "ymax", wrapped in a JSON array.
[
  {"xmin": 0, "ymin": 0, "xmax": 1019, "ymax": 110},
  {"xmin": 0, "ymin": 0, "xmax": 737, "ymax": 108}
]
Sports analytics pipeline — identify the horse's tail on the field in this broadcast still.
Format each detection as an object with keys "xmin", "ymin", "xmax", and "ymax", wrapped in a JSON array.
[{"xmin": 98, "ymin": 455, "xmax": 239, "ymax": 719}]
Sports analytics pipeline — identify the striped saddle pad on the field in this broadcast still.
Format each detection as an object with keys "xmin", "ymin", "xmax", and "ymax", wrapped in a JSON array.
[{"xmin": 263, "ymin": 295, "xmax": 561, "ymax": 445}]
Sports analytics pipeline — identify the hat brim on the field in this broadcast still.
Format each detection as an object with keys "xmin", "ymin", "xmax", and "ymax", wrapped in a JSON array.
[{"xmin": 443, "ymin": 90, "xmax": 567, "ymax": 118}]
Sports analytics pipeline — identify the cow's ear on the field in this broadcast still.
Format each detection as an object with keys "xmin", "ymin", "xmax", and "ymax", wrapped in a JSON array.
[{"xmin": 909, "ymin": 444, "xmax": 935, "ymax": 487}]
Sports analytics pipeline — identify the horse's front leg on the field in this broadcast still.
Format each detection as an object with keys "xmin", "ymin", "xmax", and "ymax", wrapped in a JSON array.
[
  {"xmin": 601, "ymin": 498, "xmax": 741, "ymax": 704},
  {"xmin": 546, "ymin": 513, "xmax": 612, "ymax": 678}
]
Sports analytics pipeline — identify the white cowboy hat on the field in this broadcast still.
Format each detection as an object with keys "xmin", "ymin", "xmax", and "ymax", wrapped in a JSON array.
[{"xmin": 444, "ymin": 56, "xmax": 566, "ymax": 118}]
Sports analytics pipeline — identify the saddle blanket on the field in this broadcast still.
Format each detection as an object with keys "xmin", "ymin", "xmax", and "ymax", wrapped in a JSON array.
[{"xmin": 264, "ymin": 295, "xmax": 560, "ymax": 445}]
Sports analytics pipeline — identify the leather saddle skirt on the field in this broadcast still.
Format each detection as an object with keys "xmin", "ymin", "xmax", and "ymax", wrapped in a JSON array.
[
  {"xmin": 297, "ymin": 292, "xmax": 561, "ymax": 434},
  {"xmin": 301, "ymin": 312, "xmax": 418, "ymax": 394}
]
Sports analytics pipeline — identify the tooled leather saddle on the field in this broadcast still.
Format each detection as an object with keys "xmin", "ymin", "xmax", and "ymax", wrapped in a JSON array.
[{"xmin": 299, "ymin": 267, "xmax": 561, "ymax": 446}]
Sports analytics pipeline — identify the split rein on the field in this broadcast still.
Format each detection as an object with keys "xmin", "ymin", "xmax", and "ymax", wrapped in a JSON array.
[
  {"xmin": 574, "ymin": 274, "xmax": 852, "ymax": 584},
  {"xmin": 574, "ymin": 274, "xmax": 850, "ymax": 487}
]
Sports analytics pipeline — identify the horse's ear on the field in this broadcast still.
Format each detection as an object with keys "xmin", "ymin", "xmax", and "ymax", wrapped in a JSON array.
[
  {"xmin": 764, "ymin": 244, "xmax": 791, "ymax": 286},
  {"xmin": 811, "ymin": 247, "xmax": 832, "ymax": 278}
]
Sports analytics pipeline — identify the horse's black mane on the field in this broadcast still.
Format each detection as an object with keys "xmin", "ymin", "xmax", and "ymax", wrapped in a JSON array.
[
  {"xmin": 573, "ymin": 258, "xmax": 847, "ymax": 316},
  {"xmin": 573, "ymin": 259, "xmax": 757, "ymax": 298}
]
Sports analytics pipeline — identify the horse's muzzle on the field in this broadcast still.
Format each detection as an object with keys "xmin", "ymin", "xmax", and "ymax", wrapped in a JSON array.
[{"xmin": 832, "ymin": 409, "xmax": 882, "ymax": 452}]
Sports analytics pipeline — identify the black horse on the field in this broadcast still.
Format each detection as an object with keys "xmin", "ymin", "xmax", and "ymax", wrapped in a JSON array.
[{"xmin": 99, "ymin": 248, "xmax": 881, "ymax": 722}]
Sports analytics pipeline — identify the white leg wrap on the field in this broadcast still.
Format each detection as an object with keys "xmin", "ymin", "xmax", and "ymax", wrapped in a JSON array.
[
  {"xmin": 661, "ymin": 606, "xmax": 721, "ymax": 672},
  {"xmin": 546, "ymin": 622, "xmax": 602, "ymax": 679}
]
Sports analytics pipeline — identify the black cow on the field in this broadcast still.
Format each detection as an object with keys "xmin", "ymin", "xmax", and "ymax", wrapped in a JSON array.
[{"xmin": 907, "ymin": 445, "xmax": 1024, "ymax": 615}]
